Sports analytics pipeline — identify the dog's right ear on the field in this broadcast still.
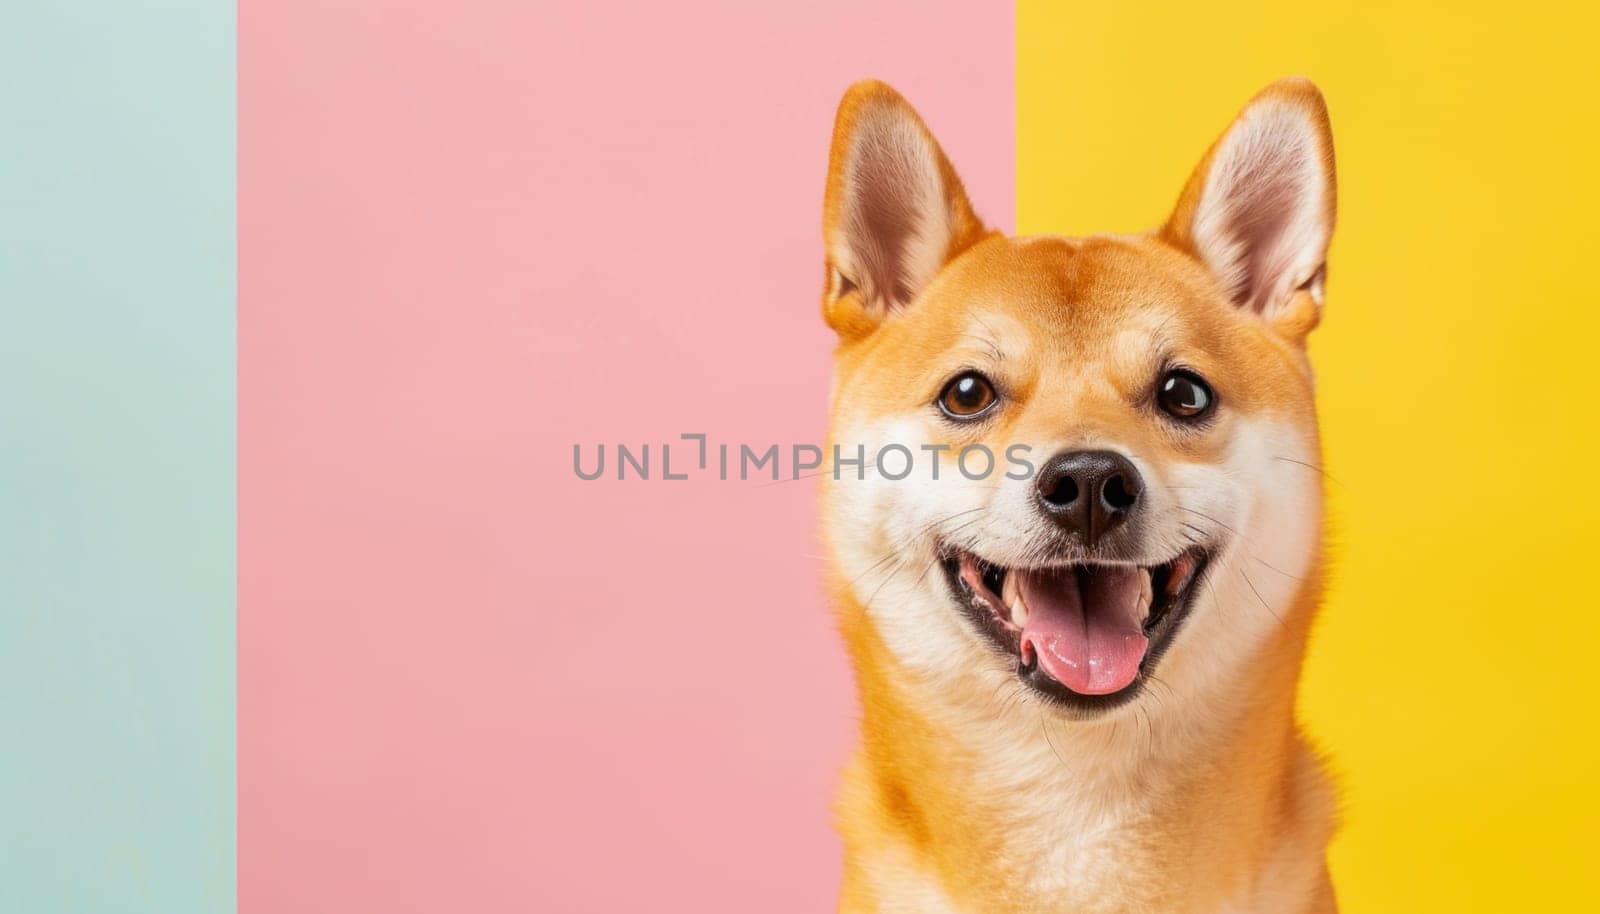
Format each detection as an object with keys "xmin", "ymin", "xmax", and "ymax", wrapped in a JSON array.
[
  {"xmin": 821, "ymin": 81, "xmax": 988, "ymax": 339},
  {"xmin": 1162, "ymin": 78, "xmax": 1336, "ymax": 341}
]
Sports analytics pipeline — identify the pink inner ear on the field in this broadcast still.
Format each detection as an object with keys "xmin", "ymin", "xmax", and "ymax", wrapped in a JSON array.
[
  {"xmin": 1228, "ymin": 146, "xmax": 1307, "ymax": 312},
  {"xmin": 1198, "ymin": 108, "xmax": 1328, "ymax": 315},
  {"xmin": 844, "ymin": 140, "xmax": 922, "ymax": 307}
]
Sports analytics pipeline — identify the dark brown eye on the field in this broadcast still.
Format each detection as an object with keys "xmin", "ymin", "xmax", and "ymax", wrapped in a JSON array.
[
  {"xmin": 938, "ymin": 371, "xmax": 998, "ymax": 419},
  {"xmin": 1157, "ymin": 370, "xmax": 1214, "ymax": 419}
]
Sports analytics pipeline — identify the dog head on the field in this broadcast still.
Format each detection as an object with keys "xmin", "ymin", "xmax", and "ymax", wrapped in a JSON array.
[{"xmin": 819, "ymin": 79, "xmax": 1334, "ymax": 720}]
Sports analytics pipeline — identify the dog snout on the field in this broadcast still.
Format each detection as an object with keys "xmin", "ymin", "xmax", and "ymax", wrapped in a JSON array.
[{"xmin": 1034, "ymin": 450, "xmax": 1143, "ymax": 546}]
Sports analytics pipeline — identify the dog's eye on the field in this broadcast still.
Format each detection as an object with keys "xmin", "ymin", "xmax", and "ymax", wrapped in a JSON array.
[
  {"xmin": 1157, "ymin": 370, "xmax": 1214, "ymax": 420},
  {"xmin": 938, "ymin": 372, "xmax": 998, "ymax": 419}
]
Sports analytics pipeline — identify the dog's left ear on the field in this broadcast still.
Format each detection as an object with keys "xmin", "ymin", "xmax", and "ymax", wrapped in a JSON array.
[
  {"xmin": 821, "ymin": 80, "xmax": 989, "ymax": 339},
  {"xmin": 1163, "ymin": 78, "xmax": 1336, "ymax": 340}
]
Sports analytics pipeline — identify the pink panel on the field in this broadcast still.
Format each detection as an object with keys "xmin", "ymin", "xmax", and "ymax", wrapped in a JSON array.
[{"xmin": 240, "ymin": 2, "xmax": 1013, "ymax": 910}]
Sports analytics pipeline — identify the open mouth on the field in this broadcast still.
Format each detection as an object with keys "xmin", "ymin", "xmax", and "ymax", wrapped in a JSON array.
[{"xmin": 942, "ymin": 546, "xmax": 1210, "ymax": 713}]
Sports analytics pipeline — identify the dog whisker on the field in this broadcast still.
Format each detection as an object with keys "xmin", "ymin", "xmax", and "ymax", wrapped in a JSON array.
[
  {"xmin": 1039, "ymin": 709, "xmax": 1070, "ymax": 772},
  {"xmin": 1239, "ymin": 566, "xmax": 1288, "ymax": 630},
  {"xmin": 1272, "ymin": 454, "xmax": 1344, "ymax": 488}
]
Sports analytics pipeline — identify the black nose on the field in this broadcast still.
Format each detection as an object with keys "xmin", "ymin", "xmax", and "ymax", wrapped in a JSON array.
[{"xmin": 1034, "ymin": 450, "xmax": 1143, "ymax": 545}]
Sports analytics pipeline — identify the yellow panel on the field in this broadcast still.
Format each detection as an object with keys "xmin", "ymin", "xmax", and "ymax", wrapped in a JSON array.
[{"xmin": 1018, "ymin": 2, "xmax": 1600, "ymax": 910}]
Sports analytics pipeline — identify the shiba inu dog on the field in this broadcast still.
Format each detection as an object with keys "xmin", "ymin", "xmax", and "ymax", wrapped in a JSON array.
[{"xmin": 819, "ymin": 78, "xmax": 1339, "ymax": 913}]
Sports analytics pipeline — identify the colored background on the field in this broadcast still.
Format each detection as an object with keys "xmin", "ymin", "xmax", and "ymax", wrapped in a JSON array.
[
  {"xmin": 1, "ymin": 2, "xmax": 234, "ymax": 912},
  {"xmin": 239, "ymin": 3, "xmax": 1010, "ymax": 913},
  {"xmin": 5, "ymin": 1, "xmax": 1598, "ymax": 911},
  {"xmin": 1018, "ymin": 1, "xmax": 1599, "ymax": 911}
]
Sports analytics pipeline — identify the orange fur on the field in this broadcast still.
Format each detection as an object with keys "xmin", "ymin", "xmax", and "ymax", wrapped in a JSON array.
[{"xmin": 819, "ymin": 80, "xmax": 1340, "ymax": 913}]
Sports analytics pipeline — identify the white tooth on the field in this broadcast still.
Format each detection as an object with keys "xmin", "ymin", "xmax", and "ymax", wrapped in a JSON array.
[
  {"xmin": 1137, "ymin": 568, "xmax": 1153, "ymax": 620},
  {"xmin": 1001, "ymin": 572, "xmax": 1028, "ymax": 626}
]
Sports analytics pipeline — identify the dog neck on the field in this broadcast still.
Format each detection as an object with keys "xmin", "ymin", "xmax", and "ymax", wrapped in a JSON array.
[{"xmin": 836, "ymin": 572, "xmax": 1327, "ymax": 912}]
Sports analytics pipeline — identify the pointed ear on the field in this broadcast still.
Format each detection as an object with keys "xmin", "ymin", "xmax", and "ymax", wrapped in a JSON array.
[
  {"xmin": 1162, "ymin": 78, "xmax": 1336, "ymax": 338},
  {"xmin": 821, "ymin": 80, "xmax": 989, "ymax": 339}
]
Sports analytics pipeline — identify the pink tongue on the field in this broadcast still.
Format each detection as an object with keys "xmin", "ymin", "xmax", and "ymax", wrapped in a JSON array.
[{"xmin": 1019, "ymin": 567, "xmax": 1149, "ymax": 695}]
